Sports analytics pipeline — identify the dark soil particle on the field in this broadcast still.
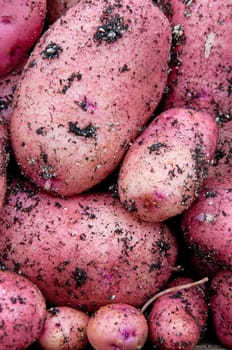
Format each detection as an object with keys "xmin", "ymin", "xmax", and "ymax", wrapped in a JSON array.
[
  {"xmin": 68, "ymin": 122, "xmax": 97, "ymax": 139},
  {"xmin": 0, "ymin": 96, "xmax": 13, "ymax": 111},
  {"xmin": 93, "ymin": 4, "xmax": 129, "ymax": 44},
  {"xmin": 40, "ymin": 42, "xmax": 63, "ymax": 60},
  {"xmin": 148, "ymin": 142, "xmax": 168, "ymax": 154},
  {"xmin": 72, "ymin": 267, "xmax": 87, "ymax": 288}
]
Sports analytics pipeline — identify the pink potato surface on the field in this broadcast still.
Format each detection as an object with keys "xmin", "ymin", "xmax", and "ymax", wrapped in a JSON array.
[
  {"xmin": 47, "ymin": 0, "xmax": 79, "ymax": 24},
  {"xmin": 0, "ymin": 178, "xmax": 178, "ymax": 313},
  {"xmin": 181, "ymin": 176, "xmax": 232, "ymax": 277},
  {"xmin": 210, "ymin": 270, "xmax": 232, "ymax": 348},
  {"xmin": 118, "ymin": 108, "xmax": 218, "ymax": 222},
  {"xmin": 0, "ymin": 269, "xmax": 46, "ymax": 350},
  {"xmin": 0, "ymin": 0, "xmax": 46, "ymax": 77},
  {"xmin": 0, "ymin": 55, "xmax": 28, "ymax": 122},
  {"xmin": 86, "ymin": 303, "xmax": 148, "ymax": 350},
  {"xmin": 10, "ymin": 0, "xmax": 171, "ymax": 197},
  {"xmin": 38, "ymin": 306, "xmax": 89, "ymax": 350},
  {"xmin": 148, "ymin": 276, "xmax": 208, "ymax": 350},
  {"xmin": 0, "ymin": 117, "xmax": 9, "ymax": 210},
  {"xmin": 157, "ymin": 0, "xmax": 232, "ymax": 121}
]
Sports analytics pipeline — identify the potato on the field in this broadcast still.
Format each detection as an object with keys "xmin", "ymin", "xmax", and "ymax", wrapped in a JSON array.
[
  {"xmin": 0, "ymin": 177, "xmax": 178, "ymax": 312},
  {"xmin": 10, "ymin": 0, "xmax": 171, "ymax": 196},
  {"xmin": 0, "ymin": 269, "xmax": 46, "ymax": 349},
  {"xmin": 181, "ymin": 176, "xmax": 232, "ymax": 277},
  {"xmin": 86, "ymin": 303, "xmax": 148, "ymax": 350},
  {"xmin": 208, "ymin": 118, "xmax": 232, "ymax": 180},
  {"xmin": 0, "ymin": 117, "xmax": 9, "ymax": 210},
  {"xmin": 38, "ymin": 306, "xmax": 89, "ymax": 350},
  {"xmin": 118, "ymin": 108, "xmax": 218, "ymax": 223},
  {"xmin": 148, "ymin": 276, "xmax": 208, "ymax": 350},
  {"xmin": 47, "ymin": 0, "xmax": 78, "ymax": 24},
  {"xmin": 0, "ymin": 0, "xmax": 46, "ymax": 77},
  {"xmin": 0, "ymin": 55, "xmax": 28, "ymax": 122},
  {"xmin": 209, "ymin": 270, "xmax": 232, "ymax": 348},
  {"xmin": 157, "ymin": 0, "xmax": 232, "ymax": 121}
]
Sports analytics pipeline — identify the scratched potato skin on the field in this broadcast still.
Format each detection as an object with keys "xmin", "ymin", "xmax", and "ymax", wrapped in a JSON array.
[
  {"xmin": 0, "ymin": 178, "xmax": 178, "ymax": 313},
  {"xmin": 157, "ymin": 0, "xmax": 232, "ymax": 121},
  {"xmin": 10, "ymin": 0, "xmax": 171, "ymax": 197}
]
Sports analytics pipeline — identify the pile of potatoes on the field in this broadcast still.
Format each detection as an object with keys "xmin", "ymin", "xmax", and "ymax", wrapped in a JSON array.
[{"xmin": 0, "ymin": 0, "xmax": 231, "ymax": 349}]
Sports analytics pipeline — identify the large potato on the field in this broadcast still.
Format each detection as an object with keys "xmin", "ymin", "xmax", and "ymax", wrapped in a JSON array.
[
  {"xmin": 0, "ymin": 178, "xmax": 178, "ymax": 312},
  {"xmin": 10, "ymin": 0, "xmax": 171, "ymax": 196},
  {"xmin": 0, "ymin": 0, "xmax": 46, "ymax": 77},
  {"xmin": 118, "ymin": 108, "xmax": 218, "ymax": 222},
  {"xmin": 157, "ymin": 0, "xmax": 232, "ymax": 121},
  {"xmin": 0, "ymin": 269, "xmax": 46, "ymax": 350},
  {"xmin": 181, "ymin": 177, "xmax": 232, "ymax": 277}
]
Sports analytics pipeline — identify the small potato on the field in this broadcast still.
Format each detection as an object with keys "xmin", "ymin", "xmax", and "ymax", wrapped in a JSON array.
[
  {"xmin": 148, "ymin": 276, "xmax": 208, "ymax": 350},
  {"xmin": 0, "ymin": 0, "xmax": 46, "ymax": 77},
  {"xmin": 11, "ymin": 0, "xmax": 171, "ymax": 196},
  {"xmin": 118, "ymin": 108, "xmax": 218, "ymax": 222},
  {"xmin": 86, "ymin": 303, "xmax": 148, "ymax": 350},
  {"xmin": 0, "ymin": 178, "xmax": 178, "ymax": 312},
  {"xmin": 0, "ymin": 269, "xmax": 46, "ymax": 350},
  {"xmin": 209, "ymin": 270, "xmax": 232, "ymax": 348},
  {"xmin": 38, "ymin": 306, "xmax": 89, "ymax": 350},
  {"xmin": 0, "ymin": 117, "xmax": 9, "ymax": 210},
  {"xmin": 157, "ymin": 0, "xmax": 232, "ymax": 121},
  {"xmin": 181, "ymin": 176, "xmax": 232, "ymax": 277}
]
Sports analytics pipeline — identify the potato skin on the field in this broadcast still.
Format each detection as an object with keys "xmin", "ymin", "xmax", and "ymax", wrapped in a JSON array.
[
  {"xmin": 10, "ymin": 0, "xmax": 171, "ymax": 196},
  {"xmin": 0, "ymin": 178, "xmax": 178, "ymax": 312},
  {"xmin": 0, "ymin": 117, "xmax": 9, "ymax": 210},
  {"xmin": 86, "ymin": 303, "xmax": 148, "ymax": 350},
  {"xmin": 157, "ymin": 0, "xmax": 232, "ymax": 121},
  {"xmin": 118, "ymin": 108, "xmax": 218, "ymax": 222},
  {"xmin": 181, "ymin": 177, "xmax": 232, "ymax": 277},
  {"xmin": 38, "ymin": 306, "xmax": 89, "ymax": 350},
  {"xmin": 210, "ymin": 270, "xmax": 232, "ymax": 348},
  {"xmin": 47, "ymin": 0, "xmax": 78, "ymax": 24},
  {"xmin": 148, "ymin": 276, "xmax": 208, "ymax": 350},
  {"xmin": 0, "ymin": 269, "xmax": 46, "ymax": 350},
  {"xmin": 0, "ymin": 0, "xmax": 46, "ymax": 77}
]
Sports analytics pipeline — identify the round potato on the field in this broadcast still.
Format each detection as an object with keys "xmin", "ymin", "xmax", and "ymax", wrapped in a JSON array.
[
  {"xmin": 38, "ymin": 306, "xmax": 89, "ymax": 350},
  {"xmin": 10, "ymin": 0, "xmax": 171, "ymax": 196},
  {"xmin": 0, "ymin": 178, "xmax": 178, "ymax": 312},
  {"xmin": 0, "ymin": 0, "xmax": 46, "ymax": 77},
  {"xmin": 0, "ymin": 269, "xmax": 46, "ymax": 350},
  {"xmin": 181, "ymin": 176, "xmax": 232, "ymax": 277},
  {"xmin": 118, "ymin": 108, "xmax": 218, "ymax": 222},
  {"xmin": 87, "ymin": 303, "xmax": 148, "ymax": 350}
]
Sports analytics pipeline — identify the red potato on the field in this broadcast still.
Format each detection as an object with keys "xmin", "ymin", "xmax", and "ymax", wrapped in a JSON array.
[
  {"xmin": 0, "ymin": 269, "xmax": 46, "ymax": 350},
  {"xmin": 86, "ymin": 303, "xmax": 148, "ymax": 350},
  {"xmin": 0, "ymin": 117, "xmax": 9, "ymax": 210},
  {"xmin": 208, "ymin": 118, "xmax": 232, "ymax": 180},
  {"xmin": 10, "ymin": 0, "xmax": 171, "ymax": 197},
  {"xmin": 157, "ymin": 0, "xmax": 232, "ymax": 121},
  {"xmin": 47, "ymin": 0, "xmax": 78, "ymax": 24},
  {"xmin": 181, "ymin": 177, "xmax": 232, "ymax": 277},
  {"xmin": 148, "ymin": 277, "xmax": 208, "ymax": 350},
  {"xmin": 0, "ymin": 178, "xmax": 178, "ymax": 313},
  {"xmin": 209, "ymin": 270, "xmax": 232, "ymax": 348},
  {"xmin": 0, "ymin": 55, "xmax": 28, "ymax": 122},
  {"xmin": 38, "ymin": 306, "xmax": 89, "ymax": 350},
  {"xmin": 0, "ymin": 0, "xmax": 46, "ymax": 77},
  {"xmin": 118, "ymin": 108, "xmax": 218, "ymax": 223}
]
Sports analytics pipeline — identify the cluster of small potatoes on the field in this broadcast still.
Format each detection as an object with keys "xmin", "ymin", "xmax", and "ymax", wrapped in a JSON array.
[{"xmin": 0, "ymin": 0, "xmax": 231, "ymax": 350}]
